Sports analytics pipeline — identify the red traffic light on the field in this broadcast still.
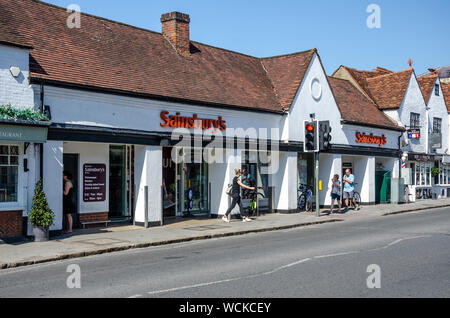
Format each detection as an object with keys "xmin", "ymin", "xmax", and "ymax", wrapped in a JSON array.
[{"xmin": 306, "ymin": 124, "xmax": 314, "ymax": 132}]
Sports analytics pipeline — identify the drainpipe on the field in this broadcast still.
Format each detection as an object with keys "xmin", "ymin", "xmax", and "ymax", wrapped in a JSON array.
[{"xmin": 39, "ymin": 81, "xmax": 44, "ymax": 179}]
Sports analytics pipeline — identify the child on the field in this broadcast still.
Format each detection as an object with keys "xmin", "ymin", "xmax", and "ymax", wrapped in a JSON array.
[{"xmin": 330, "ymin": 174, "xmax": 342, "ymax": 213}]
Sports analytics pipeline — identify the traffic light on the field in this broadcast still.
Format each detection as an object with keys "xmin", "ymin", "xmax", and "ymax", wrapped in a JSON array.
[
  {"xmin": 304, "ymin": 120, "xmax": 318, "ymax": 152},
  {"xmin": 319, "ymin": 120, "xmax": 332, "ymax": 151}
]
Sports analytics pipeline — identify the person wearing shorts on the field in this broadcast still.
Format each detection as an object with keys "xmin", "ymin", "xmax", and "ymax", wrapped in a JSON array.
[
  {"xmin": 343, "ymin": 169, "xmax": 359, "ymax": 211},
  {"xmin": 330, "ymin": 174, "xmax": 341, "ymax": 213}
]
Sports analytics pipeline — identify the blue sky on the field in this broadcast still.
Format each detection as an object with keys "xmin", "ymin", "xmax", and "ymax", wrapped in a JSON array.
[{"xmin": 43, "ymin": 0, "xmax": 449, "ymax": 75}]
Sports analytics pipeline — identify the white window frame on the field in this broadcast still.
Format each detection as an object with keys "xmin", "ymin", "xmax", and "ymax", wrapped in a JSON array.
[
  {"xmin": 0, "ymin": 143, "xmax": 24, "ymax": 211},
  {"xmin": 413, "ymin": 161, "xmax": 432, "ymax": 187},
  {"xmin": 438, "ymin": 162, "xmax": 450, "ymax": 186}
]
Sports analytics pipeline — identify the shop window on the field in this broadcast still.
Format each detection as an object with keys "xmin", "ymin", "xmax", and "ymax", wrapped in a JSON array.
[
  {"xmin": 0, "ymin": 145, "xmax": 19, "ymax": 203},
  {"xmin": 438, "ymin": 163, "xmax": 450, "ymax": 185},
  {"xmin": 413, "ymin": 161, "xmax": 432, "ymax": 187}
]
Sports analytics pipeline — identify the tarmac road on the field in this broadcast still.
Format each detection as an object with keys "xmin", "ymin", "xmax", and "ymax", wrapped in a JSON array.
[{"xmin": 0, "ymin": 207, "xmax": 449, "ymax": 298}]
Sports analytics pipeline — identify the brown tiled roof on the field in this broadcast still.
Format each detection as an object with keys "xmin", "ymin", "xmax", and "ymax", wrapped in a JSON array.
[
  {"xmin": 365, "ymin": 69, "xmax": 413, "ymax": 110},
  {"xmin": 340, "ymin": 66, "xmax": 393, "ymax": 100},
  {"xmin": 327, "ymin": 77, "xmax": 403, "ymax": 131},
  {"xmin": 442, "ymin": 82, "xmax": 450, "ymax": 111},
  {"xmin": 417, "ymin": 75, "xmax": 438, "ymax": 105},
  {"xmin": 261, "ymin": 50, "xmax": 316, "ymax": 110},
  {"xmin": 0, "ymin": 0, "xmax": 286, "ymax": 112},
  {"xmin": 0, "ymin": 0, "xmax": 408, "ymax": 132}
]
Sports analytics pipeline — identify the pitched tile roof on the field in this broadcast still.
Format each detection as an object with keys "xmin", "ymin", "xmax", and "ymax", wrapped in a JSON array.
[
  {"xmin": 261, "ymin": 50, "xmax": 316, "ymax": 110},
  {"xmin": 0, "ymin": 0, "xmax": 285, "ymax": 112},
  {"xmin": 338, "ymin": 66, "xmax": 393, "ymax": 100},
  {"xmin": 417, "ymin": 75, "xmax": 438, "ymax": 105},
  {"xmin": 327, "ymin": 77, "xmax": 403, "ymax": 131},
  {"xmin": 442, "ymin": 82, "xmax": 450, "ymax": 112},
  {"xmin": 0, "ymin": 0, "xmax": 407, "ymax": 132},
  {"xmin": 365, "ymin": 69, "xmax": 413, "ymax": 110}
]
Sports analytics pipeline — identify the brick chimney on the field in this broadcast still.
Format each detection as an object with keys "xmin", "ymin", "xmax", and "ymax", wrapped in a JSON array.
[{"xmin": 161, "ymin": 12, "xmax": 191, "ymax": 56}]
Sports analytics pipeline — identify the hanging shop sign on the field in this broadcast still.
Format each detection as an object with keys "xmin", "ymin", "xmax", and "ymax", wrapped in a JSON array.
[
  {"xmin": 160, "ymin": 111, "xmax": 226, "ymax": 132},
  {"xmin": 408, "ymin": 154, "xmax": 433, "ymax": 162},
  {"xmin": 407, "ymin": 129, "xmax": 420, "ymax": 139},
  {"xmin": 355, "ymin": 132, "xmax": 387, "ymax": 147},
  {"xmin": 429, "ymin": 132, "xmax": 442, "ymax": 150},
  {"xmin": 83, "ymin": 164, "xmax": 107, "ymax": 202}
]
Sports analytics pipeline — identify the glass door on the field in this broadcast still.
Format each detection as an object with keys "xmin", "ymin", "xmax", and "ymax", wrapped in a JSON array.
[
  {"xmin": 176, "ymin": 149, "xmax": 209, "ymax": 216},
  {"xmin": 109, "ymin": 145, "xmax": 126, "ymax": 219}
]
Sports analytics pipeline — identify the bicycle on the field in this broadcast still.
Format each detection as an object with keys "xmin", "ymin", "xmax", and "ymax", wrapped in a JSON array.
[
  {"xmin": 247, "ymin": 187, "xmax": 266, "ymax": 217},
  {"xmin": 342, "ymin": 182, "xmax": 361, "ymax": 210},
  {"xmin": 298, "ymin": 184, "xmax": 314, "ymax": 212}
]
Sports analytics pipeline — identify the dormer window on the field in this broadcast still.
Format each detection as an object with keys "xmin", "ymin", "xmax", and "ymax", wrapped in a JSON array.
[{"xmin": 435, "ymin": 84, "xmax": 440, "ymax": 96}]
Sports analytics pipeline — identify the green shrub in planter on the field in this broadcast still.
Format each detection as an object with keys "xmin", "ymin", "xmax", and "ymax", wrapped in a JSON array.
[
  {"xmin": 29, "ymin": 180, "xmax": 55, "ymax": 241},
  {"xmin": 0, "ymin": 104, "xmax": 49, "ymax": 122}
]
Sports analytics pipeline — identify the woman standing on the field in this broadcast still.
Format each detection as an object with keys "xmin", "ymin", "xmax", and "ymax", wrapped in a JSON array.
[
  {"xmin": 222, "ymin": 169, "xmax": 255, "ymax": 223},
  {"xmin": 63, "ymin": 171, "xmax": 75, "ymax": 234},
  {"xmin": 330, "ymin": 174, "xmax": 342, "ymax": 213}
]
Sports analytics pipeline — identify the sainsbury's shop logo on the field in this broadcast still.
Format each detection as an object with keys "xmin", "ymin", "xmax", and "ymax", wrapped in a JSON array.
[
  {"xmin": 160, "ymin": 111, "xmax": 226, "ymax": 133},
  {"xmin": 356, "ymin": 132, "xmax": 387, "ymax": 147}
]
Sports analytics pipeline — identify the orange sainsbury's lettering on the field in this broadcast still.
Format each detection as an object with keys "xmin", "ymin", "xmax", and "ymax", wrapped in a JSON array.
[
  {"xmin": 355, "ymin": 132, "xmax": 387, "ymax": 147},
  {"xmin": 160, "ymin": 111, "xmax": 227, "ymax": 132}
]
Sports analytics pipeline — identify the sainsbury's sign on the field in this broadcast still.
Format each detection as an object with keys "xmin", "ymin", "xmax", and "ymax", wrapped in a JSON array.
[
  {"xmin": 355, "ymin": 132, "xmax": 387, "ymax": 147},
  {"xmin": 160, "ymin": 111, "xmax": 226, "ymax": 132}
]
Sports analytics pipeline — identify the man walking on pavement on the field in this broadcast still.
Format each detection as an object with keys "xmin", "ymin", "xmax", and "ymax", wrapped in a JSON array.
[{"xmin": 343, "ymin": 169, "xmax": 359, "ymax": 211}]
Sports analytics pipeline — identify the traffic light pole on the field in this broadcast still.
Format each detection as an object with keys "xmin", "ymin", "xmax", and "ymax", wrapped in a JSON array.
[{"xmin": 315, "ymin": 151, "xmax": 320, "ymax": 217}]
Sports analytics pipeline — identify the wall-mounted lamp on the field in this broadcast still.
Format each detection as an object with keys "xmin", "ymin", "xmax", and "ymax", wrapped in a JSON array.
[
  {"xmin": 9, "ymin": 66, "xmax": 21, "ymax": 78},
  {"xmin": 24, "ymin": 158, "xmax": 29, "ymax": 172}
]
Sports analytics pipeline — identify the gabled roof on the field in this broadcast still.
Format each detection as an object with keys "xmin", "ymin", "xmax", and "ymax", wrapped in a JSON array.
[
  {"xmin": 365, "ymin": 69, "xmax": 413, "ymax": 110},
  {"xmin": 417, "ymin": 75, "xmax": 438, "ymax": 105},
  {"xmin": 327, "ymin": 77, "xmax": 403, "ymax": 131},
  {"xmin": 442, "ymin": 82, "xmax": 450, "ymax": 112},
  {"xmin": 261, "ymin": 49, "xmax": 316, "ymax": 110},
  {"xmin": 0, "ymin": 0, "xmax": 411, "ymax": 132},
  {"xmin": 1, "ymin": 0, "xmax": 295, "ymax": 113},
  {"xmin": 333, "ymin": 66, "xmax": 393, "ymax": 101}
]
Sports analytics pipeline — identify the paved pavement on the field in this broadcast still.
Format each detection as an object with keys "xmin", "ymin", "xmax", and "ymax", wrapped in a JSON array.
[
  {"xmin": 0, "ymin": 206, "xmax": 449, "ymax": 298},
  {"xmin": 1, "ymin": 198, "xmax": 449, "ymax": 270}
]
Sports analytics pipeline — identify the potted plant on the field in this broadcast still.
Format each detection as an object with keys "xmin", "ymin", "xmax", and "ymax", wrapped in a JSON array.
[
  {"xmin": 29, "ymin": 179, "xmax": 55, "ymax": 242},
  {"xmin": 431, "ymin": 167, "xmax": 440, "ymax": 177}
]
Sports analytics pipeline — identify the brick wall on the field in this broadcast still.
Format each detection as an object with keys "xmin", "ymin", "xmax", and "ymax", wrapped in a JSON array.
[
  {"xmin": 0, "ymin": 210, "xmax": 23, "ymax": 238},
  {"xmin": 0, "ymin": 44, "xmax": 34, "ymax": 108}
]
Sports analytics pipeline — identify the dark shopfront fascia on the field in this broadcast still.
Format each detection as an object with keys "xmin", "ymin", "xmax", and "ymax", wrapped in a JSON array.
[
  {"xmin": 0, "ymin": 119, "xmax": 49, "ymax": 239},
  {"xmin": 49, "ymin": 123, "xmax": 296, "ymax": 222}
]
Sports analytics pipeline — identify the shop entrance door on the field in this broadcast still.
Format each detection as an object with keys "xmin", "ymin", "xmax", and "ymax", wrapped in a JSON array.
[
  {"xmin": 162, "ymin": 147, "xmax": 176, "ymax": 218},
  {"xmin": 63, "ymin": 154, "xmax": 79, "ymax": 228},
  {"xmin": 109, "ymin": 145, "xmax": 134, "ymax": 221},
  {"xmin": 176, "ymin": 149, "xmax": 210, "ymax": 217}
]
